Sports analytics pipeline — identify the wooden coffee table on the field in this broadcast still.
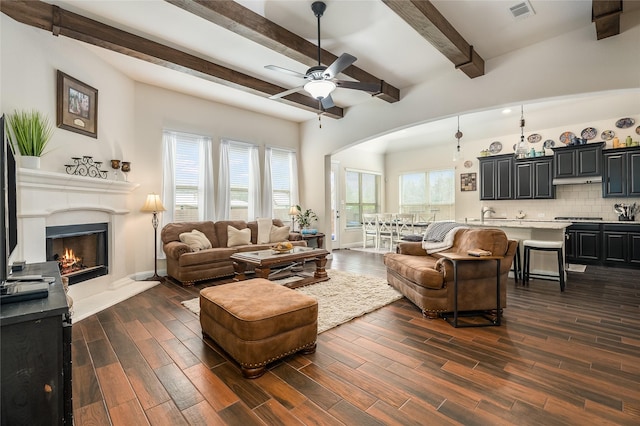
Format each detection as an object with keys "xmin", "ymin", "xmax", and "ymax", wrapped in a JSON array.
[{"xmin": 230, "ymin": 246, "xmax": 329, "ymax": 289}]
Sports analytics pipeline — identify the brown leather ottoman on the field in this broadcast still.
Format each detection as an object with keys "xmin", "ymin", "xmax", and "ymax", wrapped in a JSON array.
[{"xmin": 199, "ymin": 278, "xmax": 318, "ymax": 378}]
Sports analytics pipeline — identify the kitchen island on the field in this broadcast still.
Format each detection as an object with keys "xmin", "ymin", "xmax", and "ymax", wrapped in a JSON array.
[{"xmin": 464, "ymin": 219, "xmax": 572, "ymax": 282}]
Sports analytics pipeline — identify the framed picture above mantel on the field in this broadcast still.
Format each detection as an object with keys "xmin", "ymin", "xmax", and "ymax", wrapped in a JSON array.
[{"xmin": 56, "ymin": 70, "xmax": 98, "ymax": 138}]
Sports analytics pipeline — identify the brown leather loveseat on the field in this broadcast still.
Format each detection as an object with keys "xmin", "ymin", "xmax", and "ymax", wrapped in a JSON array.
[
  {"xmin": 161, "ymin": 219, "xmax": 305, "ymax": 286},
  {"xmin": 383, "ymin": 228, "xmax": 518, "ymax": 318}
]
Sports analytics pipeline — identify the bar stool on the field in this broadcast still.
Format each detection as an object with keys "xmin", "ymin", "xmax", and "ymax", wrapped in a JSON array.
[
  {"xmin": 523, "ymin": 240, "xmax": 565, "ymax": 292},
  {"xmin": 511, "ymin": 239, "xmax": 521, "ymax": 283}
]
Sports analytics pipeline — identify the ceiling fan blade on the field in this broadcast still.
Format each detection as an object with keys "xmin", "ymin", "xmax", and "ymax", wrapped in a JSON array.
[
  {"xmin": 335, "ymin": 80, "xmax": 382, "ymax": 94},
  {"xmin": 323, "ymin": 53, "xmax": 357, "ymax": 79},
  {"xmin": 269, "ymin": 86, "xmax": 304, "ymax": 100},
  {"xmin": 320, "ymin": 94, "xmax": 335, "ymax": 110},
  {"xmin": 264, "ymin": 65, "xmax": 306, "ymax": 79}
]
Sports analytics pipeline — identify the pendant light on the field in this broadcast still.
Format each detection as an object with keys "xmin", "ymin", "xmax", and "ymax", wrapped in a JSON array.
[
  {"xmin": 515, "ymin": 105, "xmax": 528, "ymax": 159},
  {"xmin": 453, "ymin": 115, "xmax": 463, "ymax": 162}
]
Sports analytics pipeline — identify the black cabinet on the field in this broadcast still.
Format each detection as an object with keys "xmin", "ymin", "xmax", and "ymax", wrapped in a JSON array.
[
  {"xmin": 565, "ymin": 223, "xmax": 601, "ymax": 264},
  {"xmin": 552, "ymin": 142, "xmax": 604, "ymax": 179},
  {"xmin": 479, "ymin": 154, "xmax": 513, "ymax": 200},
  {"xmin": 514, "ymin": 157, "xmax": 554, "ymax": 199},
  {"xmin": 603, "ymin": 224, "xmax": 640, "ymax": 266},
  {"xmin": 602, "ymin": 146, "xmax": 640, "ymax": 198},
  {"xmin": 1, "ymin": 262, "xmax": 72, "ymax": 425}
]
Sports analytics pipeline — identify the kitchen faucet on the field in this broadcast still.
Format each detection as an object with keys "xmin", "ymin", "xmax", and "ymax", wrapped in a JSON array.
[{"xmin": 481, "ymin": 206, "xmax": 495, "ymax": 223}]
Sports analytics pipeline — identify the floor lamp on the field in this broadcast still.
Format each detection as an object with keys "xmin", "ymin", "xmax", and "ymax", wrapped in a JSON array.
[{"xmin": 140, "ymin": 193, "xmax": 166, "ymax": 281}]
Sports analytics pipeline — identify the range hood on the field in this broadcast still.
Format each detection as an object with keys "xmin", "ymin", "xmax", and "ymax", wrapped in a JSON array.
[{"xmin": 552, "ymin": 176, "xmax": 602, "ymax": 185}]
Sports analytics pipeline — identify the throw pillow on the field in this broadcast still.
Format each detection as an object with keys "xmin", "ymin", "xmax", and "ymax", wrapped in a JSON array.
[
  {"xmin": 179, "ymin": 229, "xmax": 212, "ymax": 252},
  {"xmin": 269, "ymin": 225, "xmax": 290, "ymax": 243},
  {"xmin": 227, "ymin": 225, "xmax": 251, "ymax": 247},
  {"xmin": 257, "ymin": 217, "xmax": 273, "ymax": 244}
]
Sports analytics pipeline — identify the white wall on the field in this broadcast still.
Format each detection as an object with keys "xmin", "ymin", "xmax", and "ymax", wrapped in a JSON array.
[{"xmin": 299, "ymin": 12, "xmax": 640, "ymax": 236}]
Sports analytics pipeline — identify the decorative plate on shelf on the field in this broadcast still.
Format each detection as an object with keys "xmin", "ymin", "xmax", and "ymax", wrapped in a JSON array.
[
  {"xmin": 543, "ymin": 139, "xmax": 555, "ymax": 149},
  {"xmin": 488, "ymin": 141, "xmax": 502, "ymax": 154},
  {"xmin": 581, "ymin": 127, "xmax": 597, "ymax": 140},
  {"xmin": 527, "ymin": 133, "xmax": 542, "ymax": 143},
  {"xmin": 616, "ymin": 117, "xmax": 635, "ymax": 129},
  {"xmin": 559, "ymin": 131, "xmax": 575, "ymax": 145},
  {"xmin": 464, "ymin": 160, "xmax": 473, "ymax": 168},
  {"xmin": 636, "ymin": 125, "xmax": 640, "ymax": 135},
  {"xmin": 512, "ymin": 144, "xmax": 517, "ymax": 151},
  {"xmin": 601, "ymin": 130, "xmax": 615, "ymax": 140}
]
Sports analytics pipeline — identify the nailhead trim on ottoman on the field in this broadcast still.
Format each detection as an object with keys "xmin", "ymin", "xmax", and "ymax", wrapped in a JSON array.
[{"xmin": 199, "ymin": 278, "xmax": 318, "ymax": 378}]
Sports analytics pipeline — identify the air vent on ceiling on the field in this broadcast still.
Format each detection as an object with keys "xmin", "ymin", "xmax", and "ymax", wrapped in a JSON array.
[{"xmin": 509, "ymin": 0, "xmax": 535, "ymax": 19}]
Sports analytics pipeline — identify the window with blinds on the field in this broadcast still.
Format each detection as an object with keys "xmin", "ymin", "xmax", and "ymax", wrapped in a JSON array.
[
  {"xmin": 270, "ymin": 148, "xmax": 294, "ymax": 222},
  {"xmin": 172, "ymin": 132, "xmax": 206, "ymax": 222}
]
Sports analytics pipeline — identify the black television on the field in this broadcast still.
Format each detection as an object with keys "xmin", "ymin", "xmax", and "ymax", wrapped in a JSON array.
[{"xmin": 1, "ymin": 114, "xmax": 19, "ymax": 284}]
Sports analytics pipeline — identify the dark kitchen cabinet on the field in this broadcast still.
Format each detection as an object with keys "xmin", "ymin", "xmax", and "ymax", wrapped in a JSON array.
[
  {"xmin": 1, "ymin": 262, "xmax": 72, "ymax": 426},
  {"xmin": 603, "ymin": 224, "xmax": 640, "ymax": 266},
  {"xmin": 514, "ymin": 157, "xmax": 555, "ymax": 199},
  {"xmin": 552, "ymin": 142, "xmax": 604, "ymax": 179},
  {"xmin": 565, "ymin": 223, "xmax": 601, "ymax": 264},
  {"xmin": 602, "ymin": 146, "xmax": 640, "ymax": 198},
  {"xmin": 479, "ymin": 154, "xmax": 513, "ymax": 200}
]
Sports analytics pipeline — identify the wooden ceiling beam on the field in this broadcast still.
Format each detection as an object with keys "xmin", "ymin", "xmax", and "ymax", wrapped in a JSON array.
[
  {"xmin": 382, "ymin": 0, "xmax": 484, "ymax": 79},
  {"xmin": 165, "ymin": 0, "xmax": 400, "ymax": 103},
  {"xmin": 0, "ymin": 0, "xmax": 343, "ymax": 118},
  {"xmin": 592, "ymin": 0, "xmax": 623, "ymax": 40}
]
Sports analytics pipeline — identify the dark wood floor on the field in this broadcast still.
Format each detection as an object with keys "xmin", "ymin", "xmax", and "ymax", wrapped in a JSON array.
[{"xmin": 71, "ymin": 249, "xmax": 640, "ymax": 425}]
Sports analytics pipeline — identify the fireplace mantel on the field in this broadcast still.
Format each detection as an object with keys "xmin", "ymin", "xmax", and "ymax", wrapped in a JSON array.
[{"xmin": 18, "ymin": 168, "xmax": 139, "ymax": 195}]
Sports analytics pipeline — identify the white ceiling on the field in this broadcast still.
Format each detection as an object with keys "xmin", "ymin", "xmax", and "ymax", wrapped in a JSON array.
[{"xmin": 48, "ymin": 0, "xmax": 640, "ymax": 152}]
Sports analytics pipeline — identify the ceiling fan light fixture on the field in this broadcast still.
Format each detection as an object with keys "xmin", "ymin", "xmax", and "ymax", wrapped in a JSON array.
[{"xmin": 304, "ymin": 80, "xmax": 336, "ymax": 100}]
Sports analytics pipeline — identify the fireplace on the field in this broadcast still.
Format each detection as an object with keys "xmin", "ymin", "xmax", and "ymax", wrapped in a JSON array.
[{"xmin": 46, "ymin": 223, "xmax": 109, "ymax": 284}]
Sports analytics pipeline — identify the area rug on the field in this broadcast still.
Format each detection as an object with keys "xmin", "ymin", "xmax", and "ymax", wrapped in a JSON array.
[{"xmin": 180, "ymin": 269, "xmax": 403, "ymax": 333}]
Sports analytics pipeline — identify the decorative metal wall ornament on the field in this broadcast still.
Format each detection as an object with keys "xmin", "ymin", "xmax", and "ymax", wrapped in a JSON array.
[{"xmin": 65, "ymin": 156, "xmax": 108, "ymax": 179}]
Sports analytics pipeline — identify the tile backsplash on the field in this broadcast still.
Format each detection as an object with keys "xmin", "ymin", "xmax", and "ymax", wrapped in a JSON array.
[{"xmin": 481, "ymin": 183, "xmax": 637, "ymax": 221}]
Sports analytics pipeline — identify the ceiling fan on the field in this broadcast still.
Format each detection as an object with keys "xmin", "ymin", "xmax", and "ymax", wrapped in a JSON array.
[{"xmin": 265, "ymin": 1, "xmax": 381, "ymax": 110}]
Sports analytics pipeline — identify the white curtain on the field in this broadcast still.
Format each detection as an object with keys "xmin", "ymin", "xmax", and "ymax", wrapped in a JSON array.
[
  {"xmin": 262, "ymin": 147, "xmax": 274, "ymax": 218},
  {"xmin": 199, "ymin": 137, "xmax": 215, "ymax": 220},
  {"xmin": 161, "ymin": 131, "xmax": 177, "ymax": 228},
  {"xmin": 248, "ymin": 144, "xmax": 260, "ymax": 221},
  {"xmin": 217, "ymin": 140, "xmax": 230, "ymax": 220},
  {"xmin": 290, "ymin": 150, "xmax": 299, "ymax": 208}
]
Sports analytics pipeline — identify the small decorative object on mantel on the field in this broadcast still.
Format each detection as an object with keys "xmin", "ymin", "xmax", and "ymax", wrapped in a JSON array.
[
  {"xmin": 121, "ymin": 161, "xmax": 131, "ymax": 181},
  {"xmin": 65, "ymin": 156, "xmax": 108, "ymax": 179}
]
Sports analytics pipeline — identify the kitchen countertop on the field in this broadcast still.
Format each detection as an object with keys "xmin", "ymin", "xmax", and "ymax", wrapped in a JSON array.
[{"xmin": 462, "ymin": 218, "xmax": 640, "ymax": 228}]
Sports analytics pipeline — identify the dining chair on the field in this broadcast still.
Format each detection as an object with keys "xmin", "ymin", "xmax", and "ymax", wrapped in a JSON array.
[
  {"xmin": 362, "ymin": 213, "xmax": 379, "ymax": 248},
  {"xmin": 394, "ymin": 213, "xmax": 415, "ymax": 243},
  {"xmin": 377, "ymin": 213, "xmax": 396, "ymax": 251}
]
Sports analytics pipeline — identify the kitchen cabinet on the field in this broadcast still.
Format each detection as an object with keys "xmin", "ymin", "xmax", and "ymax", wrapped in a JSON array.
[
  {"xmin": 479, "ymin": 154, "xmax": 513, "ymax": 200},
  {"xmin": 514, "ymin": 157, "xmax": 555, "ymax": 199},
  {"xmin": 602, "ymin": 146, "xmax": 640, "ymax": 198},
  {"xmin": 603, "ymin": 224, "xmax": 640, "ymax": 266},
  {"xmin": 1, "ymin": 262, "xmax": 72, "ymax": 425},
  {"xmin": 552, "ymin": 142, "xmax": 604, "ymax": 179},
  {"xmin": 565, "ymin": 223, "xmax": 601, "ymax": 264}
]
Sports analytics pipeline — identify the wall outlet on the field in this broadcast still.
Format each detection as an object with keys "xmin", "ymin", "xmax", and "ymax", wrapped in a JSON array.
[{"xmin": 538, "ymin": 213, "xmax": 545, "ymax": 217}]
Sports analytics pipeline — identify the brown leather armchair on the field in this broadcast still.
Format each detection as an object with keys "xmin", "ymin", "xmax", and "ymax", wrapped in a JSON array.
[{"xmin": 383, "ymin": 228, "xmax": 518, "ymax": 318}]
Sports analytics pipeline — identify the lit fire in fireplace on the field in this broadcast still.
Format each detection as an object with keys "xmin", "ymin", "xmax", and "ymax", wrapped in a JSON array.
[{"xmin": 58, "ymin": 247, "xmax": 84, "ymax": 275}]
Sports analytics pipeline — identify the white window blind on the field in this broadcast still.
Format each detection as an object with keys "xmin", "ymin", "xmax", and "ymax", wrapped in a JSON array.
[{"xmin": 270, "ymin": 148, "xmax": 293, "ymax": 222}]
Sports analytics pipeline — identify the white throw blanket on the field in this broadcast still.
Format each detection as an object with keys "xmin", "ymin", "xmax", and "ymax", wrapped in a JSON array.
[
  {"xmin": 256, "ymin": 218, "xmax": 273, "ymax": 244},
  {"xmin": 422, "ymin": 223, "xmax": 468, "ymax": 254}
]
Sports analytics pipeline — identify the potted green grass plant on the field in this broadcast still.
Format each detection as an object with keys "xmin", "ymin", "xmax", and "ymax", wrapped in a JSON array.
[{"xmin": 5, "ymin": 109, "xmax": 54, "ymax": 169}]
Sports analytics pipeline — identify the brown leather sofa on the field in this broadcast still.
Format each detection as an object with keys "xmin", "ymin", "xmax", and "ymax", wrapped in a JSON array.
[
  {"xmin": 161, "ymin": 219, "xmax": 305, "ymax": 286},
  {"xmin": 383, "ymin": 228, "xmax": 518, "ymax": 318}
]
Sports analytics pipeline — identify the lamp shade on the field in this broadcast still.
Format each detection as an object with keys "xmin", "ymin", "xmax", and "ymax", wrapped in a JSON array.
[
  {"xmin": 140, "ymin": 193, "xmax": 166, "ymax": 213},
  {"xmin": 289, "ymin": 205, "xmax": 298, "ymax": 216},
  {"xmin": 304, "ymin": 80, "xmax": 336, "ymax": 100}
]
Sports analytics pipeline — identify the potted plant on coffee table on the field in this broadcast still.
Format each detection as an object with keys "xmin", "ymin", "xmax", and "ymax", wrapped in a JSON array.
[
  {"xmin": 5, "ymin": 109, "xmax": 54, "ymax": 169},
  {"xmin": 295, "ymin": 205, "xmax": 318, "ymax": 234}
]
